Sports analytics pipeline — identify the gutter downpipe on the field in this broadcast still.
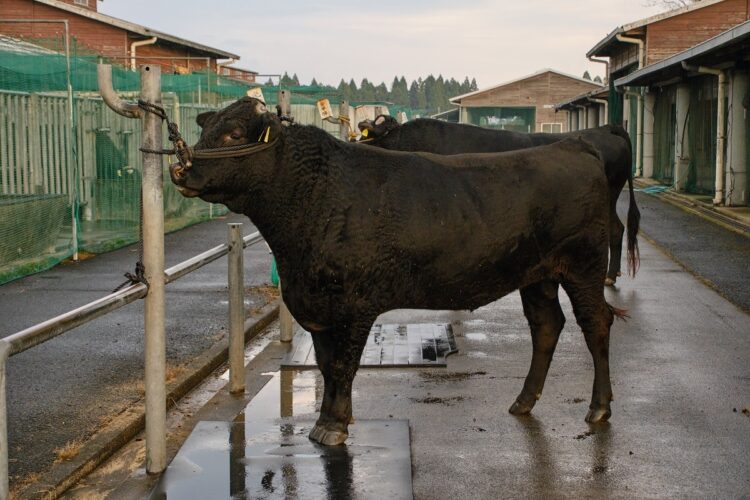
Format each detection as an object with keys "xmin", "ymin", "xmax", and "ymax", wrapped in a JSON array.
[
  {"xmin": 217, "ymin": 58, "xmax": 237, "ymax": 75},
  {"xmin": 589, "ymin": 97, "xmax": 609, "ymax": 125},
  {"xmin": 575, "ymin": 105, "xmax": 588, "ymax": 129},
  {"xmin": 617, "ymin": 34, "xmax": 645, "ymax": 176},
  {"xmin": 588, "ymin": 56, "xmax": 610, "ymax": 84},
  {"xmin": 131, "ymin": 37, "xmax": 158, "ymax": 71},
  {"xmin": 682, "ymin": 61, "xmax": 727, "ymax": 205}
]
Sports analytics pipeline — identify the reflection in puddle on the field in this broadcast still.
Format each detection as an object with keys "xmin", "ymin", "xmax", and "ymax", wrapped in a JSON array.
[{"xmin": 151, "ymin": 371, "xmax": 412, "ymax": 499}]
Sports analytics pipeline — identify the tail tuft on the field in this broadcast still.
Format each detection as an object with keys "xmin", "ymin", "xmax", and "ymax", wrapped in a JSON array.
[{"xmin": 608, "ymin": 303, "xmax": 630, "ymax": 322}]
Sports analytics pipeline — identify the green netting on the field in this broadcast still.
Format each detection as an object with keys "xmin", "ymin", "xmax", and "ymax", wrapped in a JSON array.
[
  {"xmin": 686, "ymin": 75, "xmax": 718, "ymax": 194},
  {"xmin": 608, "ymin": 80, "xmax": 623, "ymax": 126},
  {"xmin": 0, "ymin": 36, "xmax": 421, "ymax": 284},
  {"xmin": 465, "ymin": 106, "xmax": 536, "ymax": 132},
  {"xmin": 653, "ymin": 86, "xmax": 676, "ymax": 183},
  {"xmin": 0, "ymin": 37, "xmax": 258, "ymax": 284}
]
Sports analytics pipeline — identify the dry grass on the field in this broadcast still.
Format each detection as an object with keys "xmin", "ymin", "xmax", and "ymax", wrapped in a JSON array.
[
  {"xmin": 165, "ymin": 365, "xmax": 185, "ymax": 385},
  {"xmin": 253, "ymin": 284, "xmax": 280, "ymax": 303},
  {"xmin": 61, "ymin": 251, "xmax": 97, "ymax": 264},
  {"xmin": 10, "ymin": 471, "xmax": 41, "ymax": 499},
  {"xmin": 53, "ymin": 439, "xmax": 84, "ymax": 464},
  {"xmin": 133, "ymin": 365, "xmax": 185, "ymax": 397}
]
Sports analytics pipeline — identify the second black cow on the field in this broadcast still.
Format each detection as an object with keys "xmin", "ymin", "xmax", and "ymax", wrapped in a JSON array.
[{"xmin": 359, "ymin": 115, "xmax": 640, "ymax": 285}]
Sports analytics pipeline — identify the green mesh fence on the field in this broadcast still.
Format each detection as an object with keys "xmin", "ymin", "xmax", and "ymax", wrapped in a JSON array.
[
  {"xmin": 608, "ymin": 80, "xmax": 623, "ymax": 126},
  {"xmin": 0, "ymin": 36, "xmax": 420, "ymax": 284},
  {"xmin": 0, "ymin": 37, "xmax": 258, "ymax": 284},
  {"xmin": 653, "ymin": 86, "xmax": 676, "ymax": 183},
  {"xmin": 465, "ymin": 106, "xmax": 536, "ymax": 132},
  {"xmin": 686, "ymin": 75, "xmax": 718, "ymax": 195}
]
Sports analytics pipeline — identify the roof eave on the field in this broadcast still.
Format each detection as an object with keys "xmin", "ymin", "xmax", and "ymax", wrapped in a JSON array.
[
  {"xmin": 615, "ymin": 20, "xmax": 750, "ymax": 88},
  {"xmin": 33, "ymin": 0, "xmax": 240, "ymax": 59}
]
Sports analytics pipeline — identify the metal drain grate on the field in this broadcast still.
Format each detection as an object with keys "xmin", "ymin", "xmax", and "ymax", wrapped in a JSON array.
[{"xmin": 281, "ymin": 323, "xmax": 457, "ymax": 370}]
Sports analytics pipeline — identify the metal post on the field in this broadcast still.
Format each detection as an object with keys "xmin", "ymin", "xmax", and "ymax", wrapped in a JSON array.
[
  {"xmin": 0, "ymin": 340, "xmax": 11, "ymax": 500},
  {"xmin": 140, "ymin": 65, "xmax": 167, "ymax": 474},
  {"xmin": 279, "ymin": 89, "xmax": 291, "ymax": 117},
  {"xmin": 228, "ymin": 223, "xmax": 245, "ymax": 394},
  {"xmin": 279, "ymin": 288, "xmax": 294, "ymax": 343},
  {"xmin": 339, "ymin": 100, "xmax": 350, "ymax": 141}
]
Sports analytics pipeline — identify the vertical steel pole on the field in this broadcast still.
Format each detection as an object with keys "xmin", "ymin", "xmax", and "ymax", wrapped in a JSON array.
[
  {"xmin": 141, "ymin": 65, "xmax": 166, "ymax": 474},
  {"xmin": 0, "ymin": 341, "xmax": 11, "ymax": 500},
  {"xmin": 228, "ymin": 223, "xmax": 245, "ymax": 394},
  {"xmin": 339, "ymin": 100, "xmax": 350, "ymax": 141}
]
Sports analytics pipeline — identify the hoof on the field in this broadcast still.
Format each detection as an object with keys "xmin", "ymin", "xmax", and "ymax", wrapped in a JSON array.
[
  {"xmin": 585, "ymin": 406, "xmax": 612, "ymax": 423},
  {"xmin": 309, "ymin": 423, "xmax": 348, "ymax": 445},
  {"xmin": 604, "ymin": 277, "xmax": 616, "ymax": 287},
  {"xmin": 508, "ymin": 399, "xmax": 534, "ymax": 416}
]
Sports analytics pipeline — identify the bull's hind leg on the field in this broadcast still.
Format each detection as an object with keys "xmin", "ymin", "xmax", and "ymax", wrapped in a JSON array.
[
  {"xmin": 605, "ymin": 200, "xmax": 625, "ymax": 286},
  {"xmin": 308, "ymin": 321, "xmax": 371, "ymax": 445},
  {"xmin": 561, "ymin": 280, "xmax": 615, "ymax": 423},
  {"xmin": 509, "ymin": 280, "xmax": 565, "ymax": 415}
]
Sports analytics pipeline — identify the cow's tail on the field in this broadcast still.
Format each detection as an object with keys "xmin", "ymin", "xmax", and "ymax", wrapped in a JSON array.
[
  {"xmin": 611, "ymin": 125, "xmax": 641, "ymax": 278},
  {"xmin": 608, "ymin": 302, "xmax": 630, "ymax": 322}
]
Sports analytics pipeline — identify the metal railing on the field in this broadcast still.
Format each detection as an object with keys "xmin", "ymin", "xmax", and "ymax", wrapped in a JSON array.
[{"xmin": 0, "ymin": 223, "xmax": 266, "ymax": 499}]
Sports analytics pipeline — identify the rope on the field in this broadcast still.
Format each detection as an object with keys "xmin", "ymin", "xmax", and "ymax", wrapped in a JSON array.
[{"xmin": 136, "ymin": 100, "xmax": 279, "ymax": 161}]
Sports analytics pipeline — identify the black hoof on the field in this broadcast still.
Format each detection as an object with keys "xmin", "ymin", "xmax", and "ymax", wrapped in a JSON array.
[
  {"xmin": 309, "ymin": 422, "xmax": 348, "ymax": 445},
  {"xmin": 509, "ymin": 399, "xmax": 535, "ymax": 416},
  {"xmin": 585, "ymin": 406, "xmax": 612, "ymax": 423}
]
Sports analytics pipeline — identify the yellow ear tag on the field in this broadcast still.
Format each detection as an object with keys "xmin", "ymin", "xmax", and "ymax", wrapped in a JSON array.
[
  {"xmin": 361, "ymin": 128, "xmax": 369, "ymax": 138},
  {"xmin": 263, "ymin": 126, "xmax": 271, "ymax": 143}
]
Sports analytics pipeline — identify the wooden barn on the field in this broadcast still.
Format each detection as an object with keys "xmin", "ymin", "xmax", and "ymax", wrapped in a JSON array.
[
  {"xmin": 0, "ymin": 0, "xmax": 239, "ymax": 73},
  {"xmin": 449, "ymin": 69, "xmax": 601, "ymax": 133},
  {"xmin": 561, "ymin": 0, "xmax": 750, "ymax": 181}
]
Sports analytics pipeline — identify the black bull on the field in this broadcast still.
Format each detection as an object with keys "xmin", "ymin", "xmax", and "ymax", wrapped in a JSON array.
[
  {"xmin": 170, "ymin": 97, "xmax": 624, "ymax": 446},
  {"xmin": 359, "ymin": 115, "xmax": 640, "ymax": 285}
]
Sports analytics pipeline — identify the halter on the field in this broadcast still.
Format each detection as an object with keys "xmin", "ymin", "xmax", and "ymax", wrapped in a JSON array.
[{"xmin": 136, "ymin": 100, "xmax": 278, "ymax": 172}]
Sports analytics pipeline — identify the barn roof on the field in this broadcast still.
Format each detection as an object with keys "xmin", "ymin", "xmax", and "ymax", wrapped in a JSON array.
[
  {"xmin": 33, "ymin": 0, "xmax": 239, "ymax": 59},
  {"xmin": 587, "ymin": 0, "xmax": 727, "ymax": 57},
  {"xmin": 449, "ymin": 68, "xmax": 600, "ymax": 104},
  {"xmin": 615, "ymin": 19, "xmax": 750, "ymax": 87}
]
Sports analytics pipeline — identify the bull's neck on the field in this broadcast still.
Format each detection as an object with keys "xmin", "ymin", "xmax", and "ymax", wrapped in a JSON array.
[{"xmin": 237, "ymin": 125, "xmax": 343, "ymax": 262}]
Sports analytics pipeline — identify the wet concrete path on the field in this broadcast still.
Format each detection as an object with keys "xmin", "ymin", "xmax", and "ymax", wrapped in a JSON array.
[
  {"xmin": 618, "ymin": 191, "xmax": 750, "ymax": 311},
  {"xmin": 0, "ymin": 214, "xmax": 273, "ymax": 484},
  {"xmin": 75, "ymin": 234, "xmax": 749, "ymax": 499}
]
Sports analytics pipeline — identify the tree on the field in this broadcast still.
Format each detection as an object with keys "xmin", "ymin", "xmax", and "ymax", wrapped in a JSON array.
[
  {"xmin": 291, "ymin": 73, "xmax": 300, "ymax": 85},
  {"xmin": 310, "ymin": 77, "xmax": 319, "ymax": 87},
  {"xmin": 470, "ymin": 78, "xmax": 479, "ymax": 91},
  {"xmin": 582, "ymin": 70, "xmax": 592, "ymax": 80},
  {"xmin": 594, "ymin": 75, "xmax": 603, "ymax": 84}
]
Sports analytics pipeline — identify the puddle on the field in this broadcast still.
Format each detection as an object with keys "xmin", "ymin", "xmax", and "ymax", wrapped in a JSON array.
[{"xmin": 151, "ymin": 371, "xmax": 412, "ymax": 499}]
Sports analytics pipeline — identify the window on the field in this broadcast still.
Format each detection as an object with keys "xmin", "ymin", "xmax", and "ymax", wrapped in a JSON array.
[
  {"xmin": 541, "ymin": 123, "xmax": 563, "ymax": 133},
  {"xmin": 74, "ymin": 0, "xmax": 89, "ymax": 6}
]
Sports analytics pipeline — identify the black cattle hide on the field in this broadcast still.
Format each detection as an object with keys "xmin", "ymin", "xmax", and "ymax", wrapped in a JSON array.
[
  {"xmin": 359, "ymin": 115, "xmax": 640, "ymax": 284},
  {"xmin": 171, "ymin": 98, "xmax": 622, "ymax": 446}
]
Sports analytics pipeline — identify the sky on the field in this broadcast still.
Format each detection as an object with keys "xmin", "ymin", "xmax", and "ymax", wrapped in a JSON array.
[{"xmin": 99, "ymin": 1, "xmax": 668, "ymax": 89}]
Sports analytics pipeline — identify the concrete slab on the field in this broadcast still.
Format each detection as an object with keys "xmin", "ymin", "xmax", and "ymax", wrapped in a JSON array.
[
  {"xmin": 150, "ymin": 369, "xmax": 413, "ymax": 500},
  {"xmin": 281, "ymin": 323, "xmax": 457, "ymax": 369}
]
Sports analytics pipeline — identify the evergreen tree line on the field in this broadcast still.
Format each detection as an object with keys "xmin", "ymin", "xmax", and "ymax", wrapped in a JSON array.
[{"xmin": 272, "ymin": 72, "xmax": 479, "ymax": 115}]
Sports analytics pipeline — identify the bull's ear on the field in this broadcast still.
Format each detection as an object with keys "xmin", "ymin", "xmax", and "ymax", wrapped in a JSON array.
[{"xmin": 196, "ymin": 111, "xmax": 216, "ymax": 128}]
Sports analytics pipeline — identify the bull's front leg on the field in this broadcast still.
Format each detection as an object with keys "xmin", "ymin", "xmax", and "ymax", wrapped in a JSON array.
[{"xmin": 308, "ymin": 321, "xmax": 372, "ymax": 445}]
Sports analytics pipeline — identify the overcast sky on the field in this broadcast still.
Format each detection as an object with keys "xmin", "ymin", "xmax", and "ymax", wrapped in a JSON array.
[{"xmin": 100, "ymin": 1, "xmax": 666, "ymax": 88}]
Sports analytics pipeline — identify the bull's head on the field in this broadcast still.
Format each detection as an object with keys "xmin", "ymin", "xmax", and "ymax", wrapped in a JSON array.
[
  {"xmin": 169, "ymin": 97, "xmax": 281, "ymax": 205},
  {"xmin": 357, "ymin": 114, "xmax": 399, "ymax": 140}
]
